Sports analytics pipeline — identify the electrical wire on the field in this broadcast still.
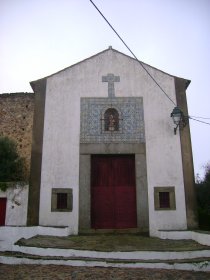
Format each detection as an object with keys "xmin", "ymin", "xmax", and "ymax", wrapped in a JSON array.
[
  {"xmin": 90, "ymin": 1, "xmax": 210, "ymax": 127},
  {"xmin": 189, "ymin": 117, "xmax": 210, "ymax": 126},
  {"xmin": 89, "ymin": 0, "xmax": 176, "ymax": 106},
  {"xmin": 189, "ymin": 115, "xmax": 210, "ymax": 120}
]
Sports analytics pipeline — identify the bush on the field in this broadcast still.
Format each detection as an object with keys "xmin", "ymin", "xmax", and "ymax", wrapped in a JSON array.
[
  {"xmin": 0, "ymin": 136, "xmax": 26, "ymax": 187},
  {"xmin": 195, "ymin": 163, "xmax": 210, "ymax": 230}
]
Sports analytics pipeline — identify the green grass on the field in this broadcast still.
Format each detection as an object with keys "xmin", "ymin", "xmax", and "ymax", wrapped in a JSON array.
[{"xmin": 16, "ymin": 234, "xmax": 210, "ymax": 252}]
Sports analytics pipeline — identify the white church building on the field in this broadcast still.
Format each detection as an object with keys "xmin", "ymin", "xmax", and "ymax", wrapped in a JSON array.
[{"xmin": 27, "ymin": 47, "xmax": 198, "ymax": 236}]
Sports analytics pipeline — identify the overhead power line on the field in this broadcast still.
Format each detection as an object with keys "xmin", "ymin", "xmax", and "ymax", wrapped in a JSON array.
[
  {"xmin": 189, "ymin": 117, "xmax": 210, "ymax": 126},
  {"xmin": 89, "ymin": 0, "xmax": 176, "ymax": 106},
  {"xmin": 190, "ymin": 115, "xmax": 210, "ymax": 120},
  {"xmin": 90, "ymin": 1, "xmax": 210, "ymax": 128}
]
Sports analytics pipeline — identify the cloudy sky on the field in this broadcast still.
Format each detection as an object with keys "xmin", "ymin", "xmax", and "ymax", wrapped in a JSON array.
[{"xmin": 0, "ymin": 0, "xmax": 209, "ymax": 178}]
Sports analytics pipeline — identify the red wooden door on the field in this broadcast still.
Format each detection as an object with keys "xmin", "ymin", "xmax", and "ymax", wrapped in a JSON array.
[
  {"xmin": 91, "ymin": 155, "xmax": 137, "ymax": 229},
  {"xmin": 0, "ymin": 198, "xmax": 7, "ymax": 226}
]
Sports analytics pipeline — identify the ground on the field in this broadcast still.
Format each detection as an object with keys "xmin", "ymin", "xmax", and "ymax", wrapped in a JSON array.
[
  {"xmin": 1, "ymin": 233, "xmax": 210, "ymax": 278},
  {"xmin": 16, "ymin": 233, "xmax": 210, "ymax": 251},
  {"xmin": 0, "ymin": 264, "xmax": 210, "ymax": 280}
]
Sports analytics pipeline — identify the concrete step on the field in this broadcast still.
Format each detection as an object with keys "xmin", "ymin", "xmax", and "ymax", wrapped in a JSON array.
[
  {"xmin": 1, "ymin": 229, "xmax": 210, "ymax": 271},
  {"xmin": 79, "ymin": 228, "xmax": 147, "ymax": 235},
  {"xmin": 0, "ymin": 249, "xmax": 210, "ymax": 272}
]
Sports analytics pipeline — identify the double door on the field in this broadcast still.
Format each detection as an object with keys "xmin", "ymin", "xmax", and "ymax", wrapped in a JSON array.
[{"xmin": 91, "ymin": 155, "xmax": 137, "ymax": 229}]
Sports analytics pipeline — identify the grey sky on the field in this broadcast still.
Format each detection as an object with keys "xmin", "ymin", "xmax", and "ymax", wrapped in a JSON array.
[{"xmin": 0, "ymin": 0, "xmax": 209, "ymax": 177}]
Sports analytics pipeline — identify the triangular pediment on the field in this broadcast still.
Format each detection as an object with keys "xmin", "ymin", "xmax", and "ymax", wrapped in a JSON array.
[{"xmin": 30, "ymin": 46, "xmax": 190, "ymax": 91}]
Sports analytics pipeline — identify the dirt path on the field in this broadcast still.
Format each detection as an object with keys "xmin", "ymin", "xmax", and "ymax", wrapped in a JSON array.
[{"xmin": 0, "ymin": 264, "xmax": 210, "ymax": 280}]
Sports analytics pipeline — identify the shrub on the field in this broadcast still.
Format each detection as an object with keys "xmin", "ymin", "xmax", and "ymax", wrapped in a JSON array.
[
  {"xmin": 195, "ymin": 163, "xmax": 210, "ymax": 230},
  {"xmin": 0, "ymin": 136, "xmax": 26, "ymax": 190}
]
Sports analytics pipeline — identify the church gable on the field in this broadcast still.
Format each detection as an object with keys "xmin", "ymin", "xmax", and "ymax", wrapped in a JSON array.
[{"xmin": 32, "ymin": 46, "xmax": 182, "ymax": 93}]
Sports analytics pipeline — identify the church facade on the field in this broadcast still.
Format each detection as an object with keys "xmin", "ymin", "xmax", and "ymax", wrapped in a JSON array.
[{"xmin": 28, "ymin": 47, "xmax": 197, "ymax": 236}]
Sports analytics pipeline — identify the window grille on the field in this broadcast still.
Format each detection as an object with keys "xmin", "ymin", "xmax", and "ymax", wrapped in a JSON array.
[{"xmin": 159, "ymin": 192, "xmax": 170, "ymax": 208}]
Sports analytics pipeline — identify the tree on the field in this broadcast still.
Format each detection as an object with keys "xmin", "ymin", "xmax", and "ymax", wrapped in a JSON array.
[
  {"xmin": 0, "ymin": 136, "xmax": 26, "ymax": 186},
  {"xmin": 195, "ymin": 163, "xmax": 210, "ymax": 230}
]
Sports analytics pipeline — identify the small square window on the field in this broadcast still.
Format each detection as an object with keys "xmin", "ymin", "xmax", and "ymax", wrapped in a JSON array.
[
  {"xmin": 159, "ymin": 192, "xmax": 170, "ymax": 208},
  {"xmin": 57, "ymin": 193, "xmax": 68, "ymax": 209},
  {"xmin": 154, "ymin": 187, "xmax": 176, "ymax": 211},
  {"xmin": 51, "ymin": 188, "xmax": 73, "ymax": 212}
]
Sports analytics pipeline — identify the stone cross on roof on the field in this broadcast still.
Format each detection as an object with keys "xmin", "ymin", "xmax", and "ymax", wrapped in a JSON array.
[{"xmin": 102, "ymin": 73, "xmax": 120, "ymax": 98}]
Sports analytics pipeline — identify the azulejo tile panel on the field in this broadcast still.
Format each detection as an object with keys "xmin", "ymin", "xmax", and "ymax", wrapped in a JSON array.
[{"xmin": 80, "ymin": 97, "xmax": 145, "ymax": 143}]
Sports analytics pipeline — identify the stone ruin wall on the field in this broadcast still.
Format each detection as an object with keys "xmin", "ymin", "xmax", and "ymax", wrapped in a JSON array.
[{"xmin": 0, "ymin": 93, "xmax": 35, "ymax": 178}]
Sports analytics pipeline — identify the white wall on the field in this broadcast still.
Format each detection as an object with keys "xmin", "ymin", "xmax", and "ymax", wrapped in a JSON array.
[
  {"xmin": 0, "ymin": 184, "xmax": 28, "ymax": 226},
  {"xmin": 0, "ymin": 226, "xmax": 69, "ymax": 251},
  {"xmin": 39, "ymin": 49, "xmax": 187, "ymax": 234}
]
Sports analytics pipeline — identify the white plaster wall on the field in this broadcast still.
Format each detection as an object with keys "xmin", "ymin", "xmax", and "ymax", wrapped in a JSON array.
[
  {"xmin": 158, "ymin": 230, "xmax": 210, "ymax": 246},
  {"xmin": 0, "ymin": 184, "xmax": 28, "ymax": 226},
  {"xmin": 0, "ymin": 226, "xmax": 70, "ymax": 251},
  {"xmin": 39, "ymin": 48, "xmax": 187, "ymax": 234}
]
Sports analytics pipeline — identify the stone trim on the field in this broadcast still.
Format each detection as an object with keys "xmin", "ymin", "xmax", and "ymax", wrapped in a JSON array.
[
  {"xmin": 0, "ymin": 92, "xmax": 34, "ymax": 98},
  {"xmin": 51, "ymin": 188, "xmax": 73, "ymax": 212},
  {"xmin": 174, "ymin": 77, "xmax": 198, "ymax": 228},
  {"xmin": 154, "ymin": 186, "xmax": 176, "ymax": 211},
  {"xmin": 102, "ymin": 73, "xmax": 120, "ymax": 98},
  {"xmin": 80, "ymin": 143, "xmax": 146, "ymax": 155},
  {"xmin": 27, "ymin": 79, "xmax": 46, "ymax": 225},
  {"xmin": 79, "ymin": 143, "xmax": 149, "ymax": 232}
]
